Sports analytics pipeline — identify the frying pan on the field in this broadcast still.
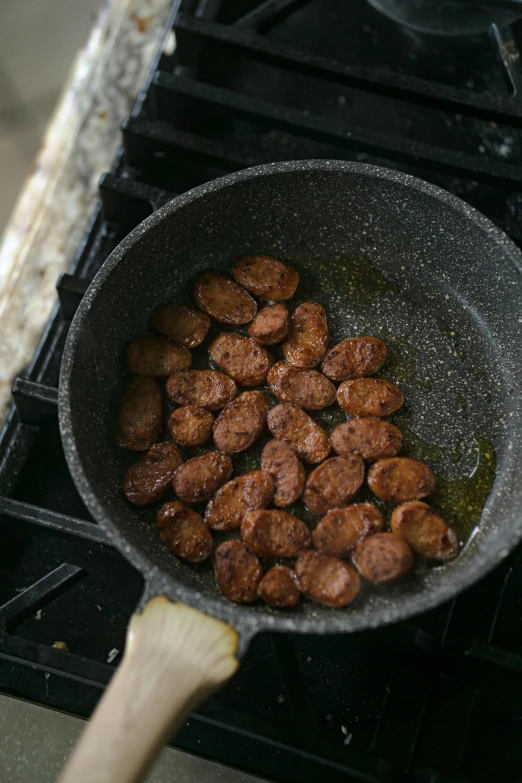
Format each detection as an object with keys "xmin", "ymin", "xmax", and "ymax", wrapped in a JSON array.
[{"xmin": 57, "ymin": 160, "xmax": 522, "ymax": 783}]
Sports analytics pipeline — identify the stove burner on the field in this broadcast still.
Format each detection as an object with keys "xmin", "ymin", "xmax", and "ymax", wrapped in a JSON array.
[
  {"xmin": 2, "ymin": 2, "xmax": 522, "ymax": 780},
  {"xmin": 366, "ymin": 0, "xmax": 522, "ymax": 36}
]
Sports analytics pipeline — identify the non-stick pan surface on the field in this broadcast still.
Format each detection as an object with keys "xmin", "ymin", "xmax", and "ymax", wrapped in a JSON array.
[{"xmin": 59, "ymin": 160, "xmax": 522, "ymax": 650}]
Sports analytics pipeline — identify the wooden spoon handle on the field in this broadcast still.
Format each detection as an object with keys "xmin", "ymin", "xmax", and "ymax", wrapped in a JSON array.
[{"xmin": 58, "ymin": 597, "xmax": 239, "ymax": 783}]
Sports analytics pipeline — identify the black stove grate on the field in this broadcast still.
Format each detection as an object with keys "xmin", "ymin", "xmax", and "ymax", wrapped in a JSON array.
[{"xmin": 2, "ymin": 2, "xmax": 522, "ymax": 781}]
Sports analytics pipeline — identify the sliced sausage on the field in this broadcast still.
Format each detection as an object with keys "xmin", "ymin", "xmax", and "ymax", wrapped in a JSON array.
[
  {"xmin": 193, "ymin": 272, "xmax": 257, "ymax": 325},
  {"xmin": 261, "ymin": 440, "xmax": 305, "ymax": 507},
  {"xmin": 267, "ymin": 404, "xmax": 330, "ymax": 464},
  {"xmin": 321, "ymin": 337, "xmax": 388, "ymax": 381},
  {"xmin": 283, "ymin": 302, "xmax": 329, "ymax": 369},
  {"xmin": 248, "ymin": 303, "xmax": 289, "ymax": 345},
  {"xmin": 116, "ymin": 376, "xmax": 163, "ymax": 451},
  {"xmin": 241, "ymin": 510, "xmax": 311, "ymax": 558},
  {"xmin": 234, "ymin": 255, "xmax": 299, "ymax": 300},
  {"xmin": 123, "ymin": 442, "xmax": 182, "ymax": 505},
  {"xmin": 337, "ymin": 378, "xmax": 404, "ymax": 418},
  {"xmin": 205, "ymin": 471, "xmax": 275, "ymax": 531},
  {"xmin": 214, "ymin": 540, "xmax": 262, "ymax": 603},
  {"xmin": 125, "ymin": 336, "xmax": 191, "ymax": 378},
  {"xmin": 391, "ymin": 501, "xmax": 458, "ymax": 561},
  {"xmin": 303, "ymin": 455, "xmax": 365, "ymax": 514},
  {"xmin": 353, "ymin": 532, "xmax": 414, "ymax": 584},
  {"xmin": 330, "ymin": 419, "xmax": 403, "ymax": 462},
  {"xmin": 168, "ymin": 406, "xmax": 214, "ymax": 448},
  {"xmin": 267, "ymin": 362, "xmax": 336, "ymax": 411},
  {"xmin": 258, "ymin": 566, "xmax": 300, "ymax": 608},
  {"xmin": 173, "ymin": 451, "xmax": 233, "ymax": 504},
  {"xmin": 153, "ymin": 303, "xmax": 211, "ymax": 348},
  {"xmin": 213, "ymin": 391, "xmax": 268, "ymax": 454},
  {"xmin": 208, "ymin": 332, "xmax": 274, "ymax": 387},
  {"xmin": 368, "ymin": 457, "xmax": 436, "ymax": 503},
  {"xmin": 295, "ymin": 551, "xmax": 361, "ymax": 607},
  {"xmin": 313, "ymin": 503, "xmax": 384, "ymax": 556},
  {"xmin": 166, "ymin": 370, "xmax": 236, "ymax": 411},
  {"xmin": 156, "ymin": 501, "xmax": 213, "ymax": 563}
]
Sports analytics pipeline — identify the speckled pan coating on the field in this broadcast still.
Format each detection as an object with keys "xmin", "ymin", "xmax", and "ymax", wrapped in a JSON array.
[{"xmin": 59, "ymin": 160, "xmax": 522, "ymax": 656}]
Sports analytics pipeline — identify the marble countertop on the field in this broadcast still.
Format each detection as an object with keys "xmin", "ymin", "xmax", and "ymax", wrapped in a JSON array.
[
  {"xmin": 0, "ymin": 0, "xmax": 172, "ymax": 424},
  {"xmin": 0, "ymin": 693, "xmax": 266, "ymax": 782}
]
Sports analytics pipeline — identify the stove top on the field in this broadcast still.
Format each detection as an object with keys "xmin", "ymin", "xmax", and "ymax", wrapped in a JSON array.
[{"xmin": 2, "ymin": 2, "xmax": 522, "ymax": 781}]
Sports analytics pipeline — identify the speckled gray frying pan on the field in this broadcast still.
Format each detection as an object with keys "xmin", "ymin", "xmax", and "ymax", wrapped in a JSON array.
[{"xmin": 57, "ymin": 161, "xmax": 522, "ymax": 783}]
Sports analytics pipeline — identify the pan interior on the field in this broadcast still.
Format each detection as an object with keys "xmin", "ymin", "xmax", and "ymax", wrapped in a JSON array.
[{"xmin": 60, "ymin": 163, "xmax": 522, "ymax": 634}]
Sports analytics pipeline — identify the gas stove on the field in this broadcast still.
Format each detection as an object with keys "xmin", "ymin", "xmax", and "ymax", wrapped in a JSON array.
[{"xmin": 1, "ymin": 2, "xmax": 522, "ymax": 781}]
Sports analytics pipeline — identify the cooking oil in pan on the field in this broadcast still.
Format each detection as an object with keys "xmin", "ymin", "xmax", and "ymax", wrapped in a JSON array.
[
  {"xmin": 387, "ymin": 405, "xmax": 495, "ymax": 542},
  {"xmin": 432, "ymin": 437, "xmax": 496, "ymax": 541},
  {"xmin": 382, "ymin": 337, "xmax": 417, "ymax": 384},
  {"xmin": 328, "ymin": 253, "xmax": 400, "ymax": 305},
  {"xmin": 391, "ymin": 410, "xmax": 443, "ymax": 463},
  {"xmin": 245, "ymin": 255, "xmax": 495, "ymax": 549},
  {"xmin": 435, "ymin": 315, "xmax": 467, "ymax": 363},
  {"xmin": 382, "ymin": 338, "xmax": 432, "ymax": 394}
]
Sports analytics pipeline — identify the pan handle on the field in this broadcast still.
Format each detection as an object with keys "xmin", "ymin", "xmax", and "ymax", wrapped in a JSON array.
[{"xmin": 57, "ymin": 596, "xmax": 239, "ymax": 783}]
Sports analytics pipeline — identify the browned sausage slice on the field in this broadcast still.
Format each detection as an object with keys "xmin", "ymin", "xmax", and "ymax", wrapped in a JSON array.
[
  {"xmin": 261, "ymin": 440, "xmax": 305, "ymax": 507},
  {"xmin": 213, "ymin": 391, "xmax": 268, "ymax": 453},
  {"xmin": 337, "ymin": 378, "xmax": 404, "ymax": 418},
  {"xmin": 123, "ymin": 442, "xmax": 182, "ymax": 505},
  {"xmin": 321, "ymin": 337, "xmax": 388, "ymax": 381},
  {"xmin": 116, "ymin": 376, "xmax": 163, "ymax": 451},
  {"xmin": 295, "ymin": 551, "xmax": 361, "ymax": 607},
  {"xmin": 241, "ymin": 510, "xmax": 311, "ymax": 558},
  {"xmin": 267, "ymin": 403, "xmax": 330, "ymax": 464},
  {"xmin": 208, "ymin": 332, "xmax": 274, "ymax": 387},
  {"xmin": 258, "ymin": 566, "xmax": 300, "ymax": 608},
  {"xmin": 391, "ymin": 501, "xmax": 458, "ymax": 561},
  {"xmin": 205, "ymin": 471, "xmax": 275, "ymax": 531},
  {"xmin": 267, "ymin": 362, "xmax": 336, "ymax": 411},
  {"xmin": 126, "ymin": 336, "xmax": 191, "ymax": 378},
  {"xmin": 368, "ymin": 457, "xmax": 436, "ymax": 503},
  {"xmin": 303, "ymin": 455, "xmax": 365, "ymax": 514},
  {"xmin": 313, "ymin": 503, "xmax": 384, "ymax": 556},
  {"xmin": 173, "ymin": 451, "xmax": 233, "ymax": 503},
  {"xmin": 330, "ymin": 419, "xmax": 403, "ymax": 462},
  {"xmin": 353, "ymin": 532, "xmax": 414, "ymax": 584},
  {"xmin": 283, "ymin": 302, "xmax": 329, "ymax": 369},
  {"xmin": 234, "ymin": 255, "xmax": 299, "ymax": 300},
  {"xmin": 193, "ymin": 272, "xmax": 257, "ymax": 325},
  {"xmin": 166, "ymin": 370, "xmax": 236, "ymax": 410},
  {"xmin": 156, "ymin": 501, "xmax": 213, "ymax": 563},
  {"xmin": 248, "ymin": 303, "xmax": 289, "ymax": 345},
  {"xmin": 168, "ymin": 406, "xmax": 214, "ymax": 448},
  {"xmin": 214, "ymin": 540, "xmax": 262, "ymax": 603},
  {"xmin": 153, "ymin": 303, "xmax": 211, "ymax": 348}
]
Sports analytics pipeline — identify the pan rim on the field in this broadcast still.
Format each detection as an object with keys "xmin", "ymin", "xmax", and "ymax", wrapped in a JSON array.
[{"xmin": 59, "ymin": 159, "xmax": 522, "ymax": 640}]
